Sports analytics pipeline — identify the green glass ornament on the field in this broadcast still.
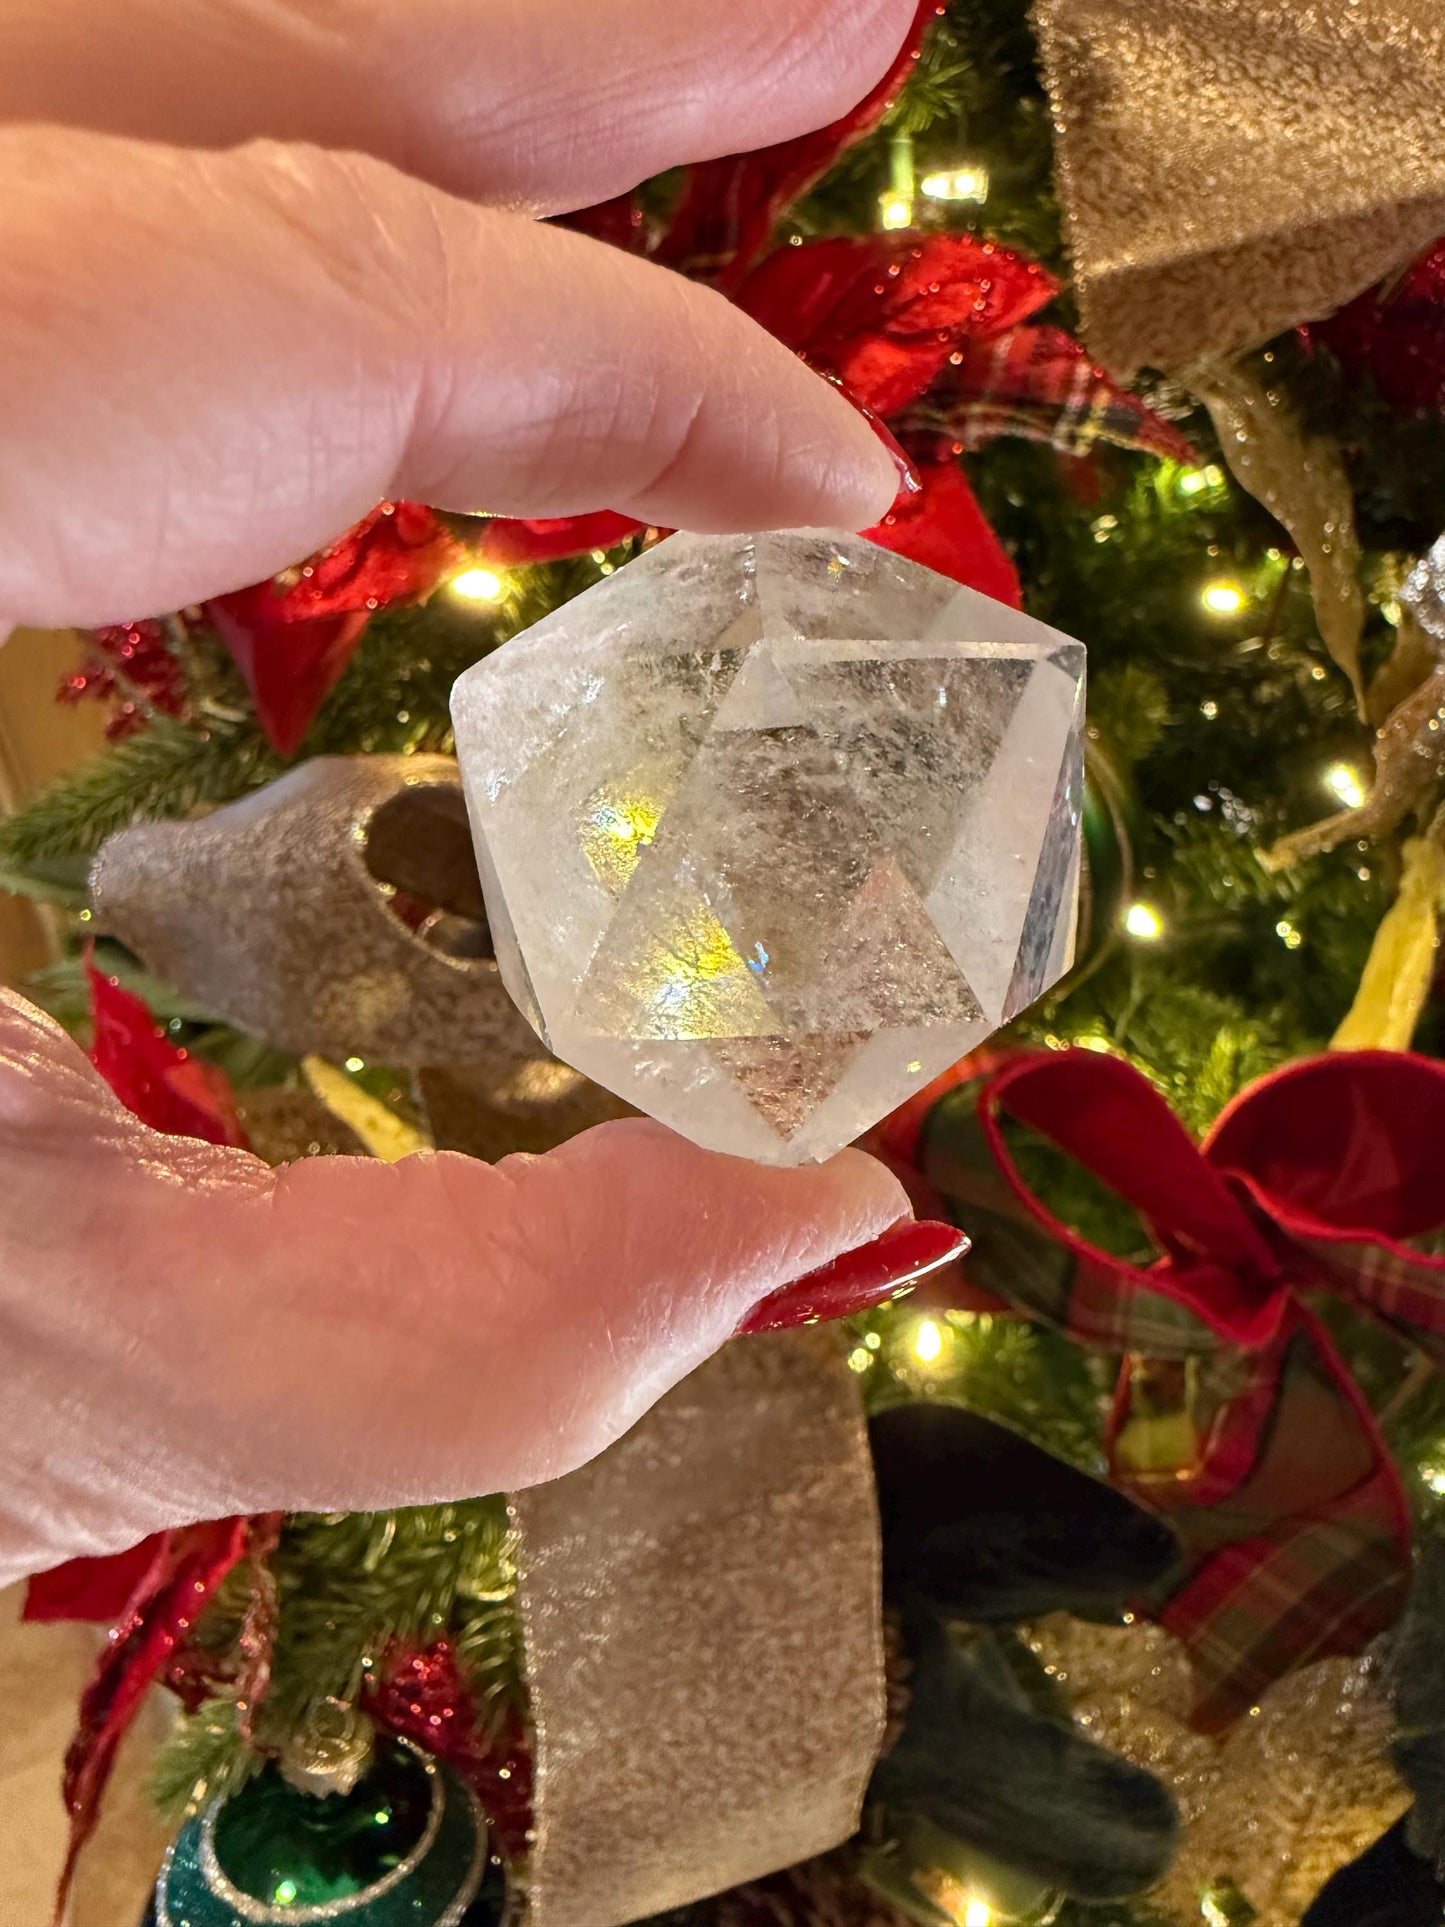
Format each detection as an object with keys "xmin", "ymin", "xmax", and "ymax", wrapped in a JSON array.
[{"xmin": 146, "ymin": 1738, "xmax": 498, "ymax": 1927}]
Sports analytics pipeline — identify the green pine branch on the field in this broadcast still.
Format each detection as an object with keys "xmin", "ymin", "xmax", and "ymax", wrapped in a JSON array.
[
  {"xmin": 150, "ymin": 1697, "xmax": 262, "ymax": 1826},
  {"xmin": 860, "ymin": 1306, "xmax": 1112, "ymax": 1477},
  {"xmin": 0, "ymin": 714, "xmax": 282, "ymax": 871},
  {"xmin": 149, "ymin": 1497, "xmax": 525, "ymax": 1819}
]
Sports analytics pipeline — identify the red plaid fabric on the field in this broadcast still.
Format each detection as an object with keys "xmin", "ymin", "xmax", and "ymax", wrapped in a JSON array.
[
  {"xmin": 911, "ymin": 324, "xmax": 1199, "ymax": 464},
  {"xmin": 904, "ymin": 1046, "xmax": 1445, "ymax": 1732}
]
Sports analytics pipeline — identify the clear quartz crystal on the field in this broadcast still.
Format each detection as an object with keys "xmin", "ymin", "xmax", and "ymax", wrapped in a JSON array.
[{"xmin": 451, "ymin": 530, "xmax": 1085, "ymax": 1166}]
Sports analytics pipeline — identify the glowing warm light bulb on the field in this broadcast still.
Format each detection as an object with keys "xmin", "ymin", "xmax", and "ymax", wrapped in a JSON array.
[
  {"xmin": 1124, "ymin": 902, "xmax": 1164, "ymax": 941},
  {"xmin": 1324, "ymin": 763, "xmax": 1367, "ymax": 809},
  {"xmin": 1200, "ymin": 579, "xmax": 1246, "ymax": 616},
  {"xmin": 449, "ymin": 566, "xmax": 505, "ymax": 604},
  {"xmin": 913, "ymin": 1317, "xmax": 944, "ymax": 1364},
  {"xmin": 1275, "ymin": 919, "xmax": 1303, "ymax": 951},
  {"xmin": 963, "ymin": 1902, "xmax": 993, "ymax": 1927},
  {"xmin": 1177, "ymin": 463, "xmax": 1225, "ymax": 498},
  {"xmin": 878, "ymin": 193, "xmax": 914, "ymax": 230},
  {"xmin": 921, "ymin": 164, "xmax": 989, "ymax": 204}
]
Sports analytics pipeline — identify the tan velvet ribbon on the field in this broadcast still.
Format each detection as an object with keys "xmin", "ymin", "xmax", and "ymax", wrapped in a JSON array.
[
  {"xmin": 510, "ymin": 1331, "xmax": 886, "ymax": 1927},
  {"xmin": 1033, "ymin": 0, "xmax": 1445, "ymax": 374}
]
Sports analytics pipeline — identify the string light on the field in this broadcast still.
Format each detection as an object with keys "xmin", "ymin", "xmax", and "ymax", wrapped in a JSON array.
[
  {"xmin": 1324, "ymin": 763, "xmax": 1367, "ymax": 809},
  {"xmin": 1124, "ymin": 902, "xmax": 1164, "ymax": 941},
  {"xmin": 912, "ymin": 1317, "xmax": 945, "ymax": 1364},
  {"xmin": 449, "ymin": 566, "xmax": 506, "ymax": 604},
  {"xmin": 1200, "ymin": 579, "xmax": 1246, "ymax": 616},
  {"xmin": 1422, "ymin": 1460, "xmax": 1445, "ymax": 1496},
  {"xmin": 1275, "ymin": 919, "xmax": 1303, "ymax": 951},
  {"xmin": 878, "ymin": 129, "xmax": 916, "ymax": 231},
  {"xmin": 963, "ymin": 1903, "xmax": 993, "ymax": 1927},
  {"xmin": 921, "ymin": 164, "xmax": 989, "ymax": 204},
  {"xmin": 274, "ymin": 1881, "xmax": 299, "ymax": 1907},
  {"xmin": 1177, "ymin": 463, "xmax": 1226, "ymax": 497}
]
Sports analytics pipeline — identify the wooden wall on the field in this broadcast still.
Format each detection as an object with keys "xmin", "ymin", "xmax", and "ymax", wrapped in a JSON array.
[{"xmin": 0, "ymin": 630, "xmax": 167, "ymax": 1924}]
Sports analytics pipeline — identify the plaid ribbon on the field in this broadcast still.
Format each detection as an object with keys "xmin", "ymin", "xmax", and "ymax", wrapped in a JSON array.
[
  {"xmin": 906, "ymin": 324, "xmax": 1198, "ymax": 464},
  {"xmin": 868, "ymin": 1047, "xmax": 1445, "ymax": 1732}
]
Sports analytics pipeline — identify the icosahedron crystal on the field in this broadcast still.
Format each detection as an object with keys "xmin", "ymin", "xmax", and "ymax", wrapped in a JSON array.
[{"xmin": 451, "ymin": 530, "xmax": 1084, "ymax": 1165}]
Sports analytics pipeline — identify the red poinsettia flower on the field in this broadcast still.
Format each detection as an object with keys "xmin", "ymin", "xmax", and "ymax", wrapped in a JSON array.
[
  {"xmin": 1304, "ymin": 236, "xmax": 1445, "ymax": 415},
  {"xmin": 203, "ymin": 500, "xmax": 465, "ymax": 756}
]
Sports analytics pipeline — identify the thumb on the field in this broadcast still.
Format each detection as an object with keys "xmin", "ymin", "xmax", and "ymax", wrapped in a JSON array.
[{"xmin": 0, "ymin": 992, "xmax": 911, "ymax": 1583}]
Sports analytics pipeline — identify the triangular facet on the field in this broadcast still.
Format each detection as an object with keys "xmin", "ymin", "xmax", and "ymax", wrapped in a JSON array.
[
  {"xmin": 1004, "ymin": 746, "xmax": 1083, "ymax": 1021},
  {"xmin": 775, "ymin": 647, "xmax": 1035, "ymax": 897},
  {"xmin": 578, "ymin": 755, "xmax": 686, "ymax": 897},
  {"xmin": 710, "ymin": 1031, "xmax": 869, "ymax": 1138},
  {"xmin": 922, "ymin": 657, "xmax": 1083, "ymax": 1024},
  {"xmin": 811, "ymin": 857, "xmax": 982, "ymax": 1031},
  {"xmin": 586, "ymin": 723, "xmax": 886, "ymax": 1037},
  {"xmin": 709, "ymin": 646, "xmax": 809, "ymax": 733},
  {"xmin": 571, "ymin": 868, "xmax": 782, "ymax": 1040}
]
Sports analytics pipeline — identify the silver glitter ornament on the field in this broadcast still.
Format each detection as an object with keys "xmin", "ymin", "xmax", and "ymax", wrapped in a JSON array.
[{"xmin": 91, "ymin": 755, "xmax": 541, "ymax": 1071}]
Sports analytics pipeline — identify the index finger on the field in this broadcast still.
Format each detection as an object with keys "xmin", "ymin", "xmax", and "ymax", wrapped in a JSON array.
[{"xmin": 0, "ymin": 128, "xmax": 900, "ymax": 631}]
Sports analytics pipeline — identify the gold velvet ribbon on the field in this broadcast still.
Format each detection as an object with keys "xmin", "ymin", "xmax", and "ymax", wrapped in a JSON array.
[
  {"xmin": 1033, "ymin": 0, "xmax": 1445, "ymax": 374},
  {"xmin": 89, "ymin": 755, "xmax": 542, "ymax": 1072},
  {"xmin": 511, "ymin": 1331, "xmax": 886, "ymax": 1927}
]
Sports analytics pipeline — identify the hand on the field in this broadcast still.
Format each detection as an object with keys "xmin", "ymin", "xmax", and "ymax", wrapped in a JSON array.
[
  {"xmin": 0, "ymin": 0, "xmax": 930, "ymax": 1582},
  {"xmin": 0, "ymin": 993, "xmax": 922, "ymax": 1587},
  {"xmin": 0, "ymin": 0, "xmax": 914, "ymax": 632}
]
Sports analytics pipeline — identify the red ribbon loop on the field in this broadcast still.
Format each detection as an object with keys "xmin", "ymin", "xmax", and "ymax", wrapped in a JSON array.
[{"xmin": 922, "ymin": 1044, "xmax": 1445, "ymax": 1731}]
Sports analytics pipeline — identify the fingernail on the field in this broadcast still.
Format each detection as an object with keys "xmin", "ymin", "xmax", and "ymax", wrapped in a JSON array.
[
  {"xmin": 864, "ymin": 413, "xmax": 924, "ymax": 498},
  {"xmin": 818, "ymin": 371, "xmax": 923, "ymax": 497},
  {"xmin": 737, "ymin": 1220, "xmax": 970, "ymax": 1336}
]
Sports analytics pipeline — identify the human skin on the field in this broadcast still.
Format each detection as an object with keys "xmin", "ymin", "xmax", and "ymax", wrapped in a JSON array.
[{"xmin": 0, "ymin": 0, "xmax": 920, "ymax": 1585}]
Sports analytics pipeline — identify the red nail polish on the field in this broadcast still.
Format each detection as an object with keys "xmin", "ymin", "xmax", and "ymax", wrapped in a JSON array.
[
  {"xmin": 737, "ymin": 1220, "xmax": 970, "ymax": 1336},
  {"xmin": 818, "ymin": 370, "xmax": 923, "ymax": 498},
  {"xmin": 864, "ymin": 411, "xmax": 925, "ymax": 498}
]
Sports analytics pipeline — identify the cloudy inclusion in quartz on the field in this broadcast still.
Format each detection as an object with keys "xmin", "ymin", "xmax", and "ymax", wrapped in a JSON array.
[{"xmin": 451, "ymin": 530, "xmax": 1084, "ymax": 1166}]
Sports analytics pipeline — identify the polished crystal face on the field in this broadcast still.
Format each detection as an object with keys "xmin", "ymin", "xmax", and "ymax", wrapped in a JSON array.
[{"xmin": 451, "ymin": 530, "xmax": 1084, "ymax": 1165}]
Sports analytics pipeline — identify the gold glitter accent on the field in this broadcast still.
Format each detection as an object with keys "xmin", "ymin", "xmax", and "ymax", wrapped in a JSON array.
[
  {"xmin": 1026, "ymin": 1617, "xmax": 1408, "ymax": 1923},
  {"xmin": 279, "ymin": 1698, "xmax": 375, "ymax": 1799},
  {"xmin": 1034, "ymin": 0, "xmax": 1445, "ymax": 374},
  {"xmin": 1189, "ymin": 360, "xmax": 1365, "ymax": 708},
  {"xmin": 512, "ymin": 1332, "xmax": 885, "ymax": 1927}
]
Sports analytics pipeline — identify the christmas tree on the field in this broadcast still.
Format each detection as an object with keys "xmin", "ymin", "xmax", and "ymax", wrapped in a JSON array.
[{"xmin": 8, "ymin": 1, "xmax": 1445, "ymax": 1923}]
